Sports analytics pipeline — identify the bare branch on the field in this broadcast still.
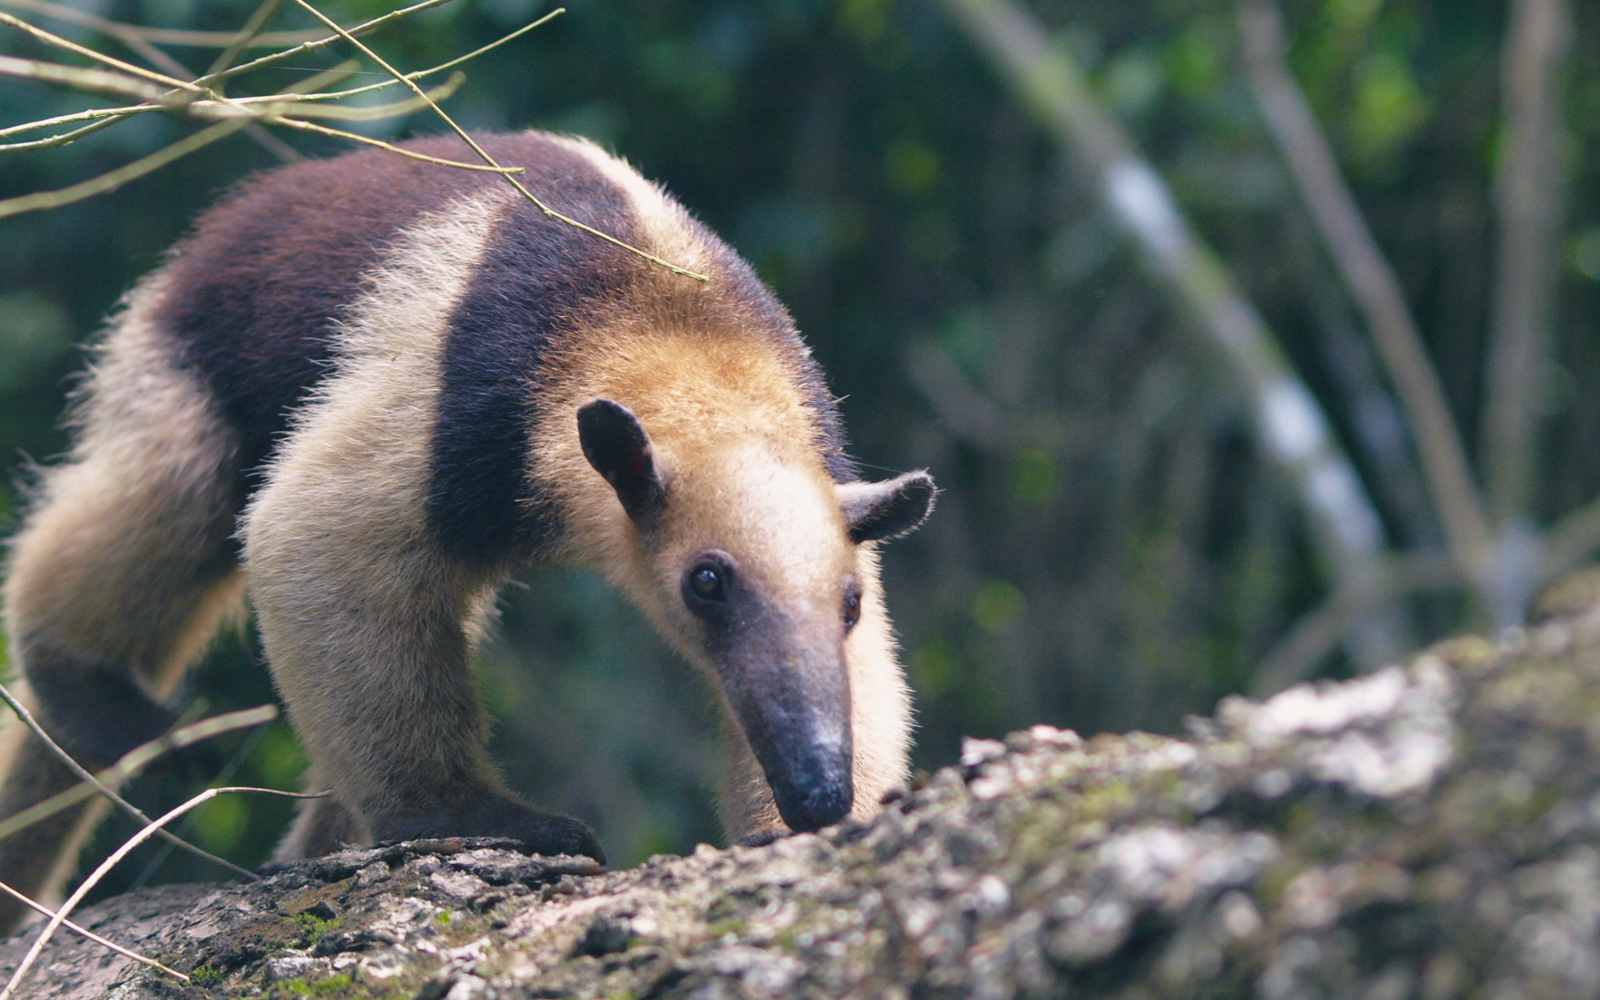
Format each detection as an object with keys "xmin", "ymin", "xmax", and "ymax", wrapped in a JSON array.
[
  {"xmin": 1481, "ymin": 0, "xmax": 1571, "ymax": 547},
  {"xmin": 205, "ymin": 0, "xmax": 288, "ymax": 85},
  {"xmin": 1539, "ymin": 493, "xmax": 1600, "ymax": 582},
  {"xmin": 0, "ymin": 785, "xmax": 325, "ymax": 1000},
  {"xmin": 0, "ymin": 53, "xmax": 175, "ymax": 103},
  {"xmin": 197, "ymin": 0, "xmax": 463, "ymax": 89},
  {"xmin": 939, "ymin": 0, "xmax": 1408, "ymax": 667},
  {"xmin": 0, "ymin": 704, "xmax": 278, "ymax": 842},
  {"xmin": 0, "ymin": 11, "xmax": 207, "ymax": 96},
  {"xmin": 0, "ymin": 0, "xmax": 319, "ymax": 49},
  {"xmin": 1237, "ymin": 1, "xmax": 1493, "ymax": 581},
  {"xmin": 0, "ymin": 683, "xmax": 256, "ymax": 879},
  {"xmin": 259, "ymin": 6, "xmax": 565, "ymax": 107},
  {"xmin": 290, "ymin": 0, "xmax": 707, "ymax": 282},
  {"xmin": 0, "ymin": 879, "xmax": 188, "ymax": 982},
  {"xmin": 0, "ymin": 117, "xmax": 249, "ymax": 216}
]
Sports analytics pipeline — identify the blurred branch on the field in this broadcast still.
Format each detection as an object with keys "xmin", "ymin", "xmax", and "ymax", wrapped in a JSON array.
[
  {"xmin": 1238, "ymin": 1, "xmax": 1493, "ymax": 581},
  {"xmin": 0, "ymin": 5, "xmax": 300, "ymax": 162},
  {"xmin": 0, "ymin": 704, "xmax": 278, "ymax": 841},
  {"xmin": 1480, "ymin": 0, "xmax": 1570, "ymax": 603},
  {"xmin": 199, "ymin": 0, "xmax": 462, "ymax": 88},
  {"xmin": 0, "ymin": 683, "xmax": 257, "ymax": 880},
  {"xmin": 1540, "ymin": 494, "xmax": 1600, "ymax": 582},
  {"xmin": 0, "ymin": 0, "xmax": 320, "ymax": 49},
  {"xmin": 0, "ymin": 785, "xmax": 325, "ymax": 1000},
  {"xmin": 904, "ymin": 342, "xmax": 1012, "ymax": 451},
  {"xmin": 1251, "ymin": 551, "xmax": 1462, "ymax": 696},
  {"xmin": 0, "ymin": 11, "xmax": 206, "ymax": 95},
  {"xmin": 941, "ymin": 0, "xmax": 1407, "ymax": 667},
  {"xmin": 0, "ymin": 53, "xmax": 180, "ymax": 103}
]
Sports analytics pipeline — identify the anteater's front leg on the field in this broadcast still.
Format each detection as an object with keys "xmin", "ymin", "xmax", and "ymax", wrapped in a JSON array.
[{"xmin": 243, "ymin": 410, "xmax": 602, "ymax": 864}]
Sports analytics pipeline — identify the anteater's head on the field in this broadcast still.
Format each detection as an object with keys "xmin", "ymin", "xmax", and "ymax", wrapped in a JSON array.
[{"xmin": 575, "ymin": 397, "xmax": 934, "ymax": 834}]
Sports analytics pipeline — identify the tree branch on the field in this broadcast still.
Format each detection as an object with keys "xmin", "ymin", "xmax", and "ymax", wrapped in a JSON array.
[
  {"xmin": 1237, "ymin": 1, "xmax": 1493, "ymax": 582},
  {"xmin": 1480, "ymin": 0, "xmax": 1570, "ymax": 590},
  {"xmin": 1539, "ymin": 493, "xmax": 1600, "ymax": 583},
  {"xmin": 1251, "ymin": 551, "xmax": 1462, "ymax": 696},
  {"xmin": 940, "ymin": 0, "xmax": 1407, "ymax": 666}
]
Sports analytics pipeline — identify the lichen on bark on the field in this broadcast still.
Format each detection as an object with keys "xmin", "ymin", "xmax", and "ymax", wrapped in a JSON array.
[{"xmin": 8, "ymin": 572, "xmax": 1600, "ymax": 999}]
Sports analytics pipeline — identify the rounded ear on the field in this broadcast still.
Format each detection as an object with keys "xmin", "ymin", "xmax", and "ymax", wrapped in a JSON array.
[
  {"xmin": 837, "ymin": 471, "xmax": 936, "ymax": 544},
  {"xmin": 577, "ymin": 398, "xmax": 670, "ymax": 523}
]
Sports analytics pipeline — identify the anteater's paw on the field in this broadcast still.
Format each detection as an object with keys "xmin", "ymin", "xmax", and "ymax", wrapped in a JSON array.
[{"xmin": 373, "ymin": 796, "xmax": 605, "ymax": 865}]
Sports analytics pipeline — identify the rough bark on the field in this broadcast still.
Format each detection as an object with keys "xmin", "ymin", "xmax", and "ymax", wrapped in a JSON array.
[{"xmin": 7, "ymin": 572, "xmax": 1600, "ymax": 999}]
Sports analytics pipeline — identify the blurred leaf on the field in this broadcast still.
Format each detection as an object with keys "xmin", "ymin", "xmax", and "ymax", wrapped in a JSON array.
[
  {"xmin": 885, "ymin": 136, "xmax": 942, "ymax": 198},
  {"xmin": 1098, "ymin": 45, "xmax": 1164, "ymax": 117},
  {"xmin": 972, "ymin": 580, "xmax": 1026, "ymax": 635},
  {"xmin": 0, "ymin": 292, "xmax": 71, "ymax": 393},
  {"xmin": 1346, "ymin": 49, "xmax": 1429, "ymax": 164},
  {"xmin": 1012, "ymin": 448, "xmax": 1058, "ymax": 506},
  {"xmin": 910, "ymin": 637, "xmax": 963, "ymax": 698}
]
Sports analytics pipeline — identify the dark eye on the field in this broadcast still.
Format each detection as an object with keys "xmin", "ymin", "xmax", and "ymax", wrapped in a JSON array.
[
  {"xmin": 691, "ymin": 565, "xmax": 726, "ymax": 602},
  {"xmin": 843, "ymin": 589, "xmax": 862, "ymax": 629},
  {"xmin": 683, "ymin": 554, "xmax": 734, "ymax": 613}
]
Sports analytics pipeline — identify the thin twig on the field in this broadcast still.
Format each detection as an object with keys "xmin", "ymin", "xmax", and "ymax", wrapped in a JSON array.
[
  {"xmin": 0, "ymin": 2, "xmax": 551, "ymax": 137},
  {"xmin": 5, "ymin": 0, "xmax": 306, "ymax": 165},
  {"xmin": 0, "ymin": 786, "xmax": 324, "ymax": 1000},
  {"xmin": 0, "ymin": 117, "xmax": 247, "ymax": 216},
  {"xmin": 290, "ymin": 0, "xmax": 709, "ymax": 282},
  {"xmin": 1238, "ymin": 1, "xmax": 1493, "ymax": 580},
  {"xmin": 0, "ymin": 114, "xmax": 120, "ymax": 152},
  {"xmin": 0, "ymin": 12, "xmax": 207, "ymax": 97},
  {"xmin": 0, "ymin": 0, "xmax": 319, "ymax": 48},
  {"xmin": 265, "ymin": 6, "xmax": 564, "ymax": 106},
  {"xmin": 1, "ymin": 3, "xmax": 300, "ymax": 163},
  {"xmin": 206, "ymin": 72, "xmax": 465, "ymax": 120},
  {"xmin": 0, "ymin": 704, "xmax": 278, "ymax": 841},
  {"xmin": 205, "ymin": 0, "xmax": 289, "ymax": 81},
  {"xmin": 264, "ymin": 115, "xmax": 523, "ymax": 170},
  {"xmin": 199, "ymin": 0, "xmax": 462, "ymax": 88},
  {"xmin": 0, "ymin": 879, "xmax": 188, "ymax": 982},
  {"xmin": 0, "ymin": 53, "xmax": 178, "ymax": 103},
  {"xmin": 0, "ymin": 682, "xmax": 256, "ymax": 879},
  {"xmin": 0, "ymin": 60, "xmax": 356, "ymax": 150},
  {"xmin": 2, "ymin": 0, "xmax": 181, "ymax": 78}
]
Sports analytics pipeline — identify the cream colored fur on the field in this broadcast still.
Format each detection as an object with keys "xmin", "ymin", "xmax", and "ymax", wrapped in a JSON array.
[
  {"xmin": 243, "ymin": 191, "xmax": 511, "ymax": 850},
  {"xmin": 0, "ymin": 272, "xmax": 246, "ymax": 924}
]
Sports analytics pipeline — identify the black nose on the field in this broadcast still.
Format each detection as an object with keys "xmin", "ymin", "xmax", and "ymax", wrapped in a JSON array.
[{"xmin": 773, "ymin": 762, "xmax": 853, "ymax": 832}]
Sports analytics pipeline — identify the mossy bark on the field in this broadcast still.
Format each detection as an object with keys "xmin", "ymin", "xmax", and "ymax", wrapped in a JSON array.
[{"xmin": 7, "ymin": 572, "xmax": 1600, "ymax": 999}]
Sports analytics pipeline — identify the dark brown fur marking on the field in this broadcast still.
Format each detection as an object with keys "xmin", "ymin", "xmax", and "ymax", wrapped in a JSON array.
[
  {"xmin": 156, "ymin": 134, "xmax": 514, "ymax": 487},
  {"xmin": 428, "ymin": 135, "xmax": 642, "ymax": 562}
]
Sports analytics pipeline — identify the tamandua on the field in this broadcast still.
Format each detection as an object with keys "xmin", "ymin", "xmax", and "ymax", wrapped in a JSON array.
[{"xmin": 0, "ymin": 130, "xmax": 933, "ymax": 930}]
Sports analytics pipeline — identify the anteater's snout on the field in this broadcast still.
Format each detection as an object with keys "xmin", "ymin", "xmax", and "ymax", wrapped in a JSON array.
[{"xmin": 772, "ymin": 746, "xmax": 853, "ymax": 832}]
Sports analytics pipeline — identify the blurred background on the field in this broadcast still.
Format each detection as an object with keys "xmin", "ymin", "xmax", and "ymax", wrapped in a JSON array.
[{"xmin": 1, "ymin": 0, "xmax": 1597, "ymax": 900}]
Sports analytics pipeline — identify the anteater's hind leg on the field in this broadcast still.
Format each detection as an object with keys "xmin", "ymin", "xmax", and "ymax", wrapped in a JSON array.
[{"xmin": 0, "ymin": 287, "xmax": 244, "ymax": 933}]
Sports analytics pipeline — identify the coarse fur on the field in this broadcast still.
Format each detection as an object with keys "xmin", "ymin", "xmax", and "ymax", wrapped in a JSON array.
[{"xmin": 0, "ymin": 131, "xmax": 931, "ymax": 931}]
